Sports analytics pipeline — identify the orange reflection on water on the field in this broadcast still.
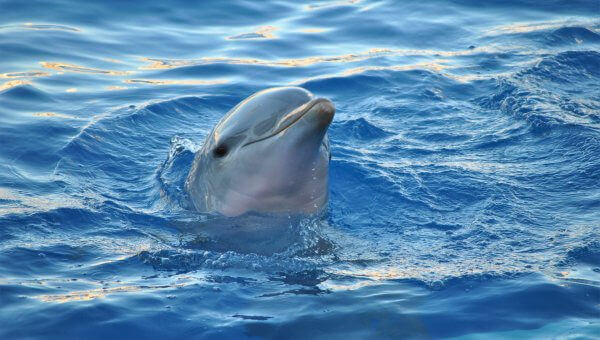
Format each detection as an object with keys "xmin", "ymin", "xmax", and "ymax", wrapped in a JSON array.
[
  {"xmin": 323, "ymin": 260, "xmax": 520, "ymax": 291},
  {"xmin": 342, "ymin": 60, "xmax": 448, "ymax": 75},
  {"xmin": 293, "ymin": 56, "xmax": 516, "ymax": 84},
  {"xmin": 485, "ymin": 19, "xmax": 596, "ymax": 36},
  {"xmin": 107, "ymin": 85, "xmax": 127, "ymax": 91},
  {"xmin": 290, "ymin": 60, "xmax": 450, "ymax": 85},
  {"xmin": 124, "ymin": 78, "xmax": 228, "ymax": 86},
  {"xmin": 140, "ymin": 48, "xmax": 395, "ymax": 69},
  {"xmin": 39, "ymin": 285, "xmax": 137, "ymax": 302},
  {"xmin": 33, "ymin": 111, "xmax": 78, "ymax": 119},
  {"xmin": 41, "ymin": 62, "xmax": 131, "ymax": 76},
  {"xmin": 38, "ymin": 281, "xmax": 191, "ymax": 303},
  {"xmin": 140, "ymin": 46, "xmax": 499, "ymax": 71},
  {"xmin": 0, "ymin": 71, "xmax": 51, "ymax": 79},
  {"xmin": 0, "ymin": 80, "xmax": 30, "ymax": 91},
  {"xmin": 298, "ymin": 28, "xmax": 328, "ymax": 34},
  {"xmin": 104, "ymin": 58, "xmax": 124, "ymax": 64}
]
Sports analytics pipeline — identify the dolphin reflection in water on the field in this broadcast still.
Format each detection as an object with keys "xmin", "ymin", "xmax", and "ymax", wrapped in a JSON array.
[{"xmin": 185, "ymin": 87, "xmax": 335, "ymax": 217}]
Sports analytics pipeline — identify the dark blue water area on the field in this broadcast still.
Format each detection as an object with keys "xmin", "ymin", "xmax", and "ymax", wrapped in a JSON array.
[{"xmin": 1, "ymin": 0, "xmax": 600, "ymax": 338}]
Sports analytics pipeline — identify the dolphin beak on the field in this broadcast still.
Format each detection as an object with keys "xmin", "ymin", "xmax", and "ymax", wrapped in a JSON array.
[
  {"xmin": 281, "ymin": 97, "xmax": 335, "ymax": 133},
  {"xmin": 297, "ymin": 98, "xmax": 335, "ymax": 140},
  {"xmin": 308, "ymin": 98, "xmax": 335, "ymax": 129},
  {"xmin": 243, "ymin": 97, "xmax": 335, "ymax": 147}
]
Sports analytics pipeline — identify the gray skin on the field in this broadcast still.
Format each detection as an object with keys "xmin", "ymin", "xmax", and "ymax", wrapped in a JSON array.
[{"xmin": 185, "ymin": 87, "xmax": 335, "ymax": 217}]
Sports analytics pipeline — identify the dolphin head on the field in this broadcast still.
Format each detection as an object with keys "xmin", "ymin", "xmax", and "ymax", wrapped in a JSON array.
[{"xmin": 185, "ymin": 87, "xmax": 335, "ymax": 217}]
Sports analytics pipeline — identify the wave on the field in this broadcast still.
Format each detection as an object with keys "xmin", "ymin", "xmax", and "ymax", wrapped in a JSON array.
[{"xmin": 477, "ymin": 50, "xmax": 600, "ymax": 130}]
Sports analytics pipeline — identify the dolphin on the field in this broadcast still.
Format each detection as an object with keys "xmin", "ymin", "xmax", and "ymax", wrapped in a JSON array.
[{"xmin": 185, "ymin": 87, "xmax": 335, "ymax": 217}]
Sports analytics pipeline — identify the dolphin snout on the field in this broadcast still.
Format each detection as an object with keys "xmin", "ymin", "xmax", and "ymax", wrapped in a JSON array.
[
  {"xmin": 241, "ymin": 96, "xmax": 335, "ymax": 148},
  {"xmin": 308, "ymin": 98, "xmax": 335, "ymax": 128}
]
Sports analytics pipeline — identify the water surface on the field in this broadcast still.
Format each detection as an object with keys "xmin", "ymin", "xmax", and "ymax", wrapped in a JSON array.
[{"xmin": 1, "ymin": 0, "xmax": 599, "ymax": 338}]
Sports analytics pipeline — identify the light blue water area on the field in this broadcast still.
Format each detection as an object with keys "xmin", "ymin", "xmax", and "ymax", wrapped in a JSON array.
[{"xmin": 1, "ymin": 0, "xmax": 599, "ymax": 338}]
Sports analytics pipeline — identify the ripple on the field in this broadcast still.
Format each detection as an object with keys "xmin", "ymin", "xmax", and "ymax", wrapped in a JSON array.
[
  {"xmin": 40, "ymin": 62, "xmax": 131, "ymax": 76},
  {"xmin": 231, "ymin": 314, "xmax": 273, "ymax": 321},
  {"xmin": 485, "ymin": 19, "xmax": 598, "ymax": 36},
  {"xmin": 297, "ymin": 28, "xmax": 329, "ymax": 34},
  {"xmin": 37, "ymin": 281, "xmax": 190, "ymax": 303},
  {"xmin": 305, "ymin": 0, "xmax": 362, "ymax": 10},
  {"xmin": 106, "ymin": 85, "xmax": 127, "ymax": 91},
  {"xmin": 331, "ymin": 118, "xmax": 392, "ymax": 141},
  {"xmin": 0, "ymin": 71, "xmax": 51, "ymax": 79},
  {"xmin": 23, "ymin": 23, "xmax": 81, "ymax": 32},
  {"xmin": 0, "ymin": 80, "xmax": 30, "ymax": 92},
  {"xmin": 33, "ymin": 112, "xmax": 81, "ymax": 119},
  {"xmin": 0, "ymin": 81, "xmax": 53, "ymax": 102},
  {"xmin": 139, "ymin": 46, "xmax": 500, "ymax": 70},
  {"xmin": 227, "ymin": 26, "xmax": 278, "ymax": 40},
  {"xmin": 480, "ymin": 51, "xmax": 600, "ymax": 129},
  {"xmin": 550, "ymin": 26, "xmax": 600, "ymax": 44},
  {"xmin": 0, "ymin": 188, "xmax": 84, "ymax": 216},
  {"xmin": 123, "ymin": 78, "xmax": 228, "ymax": 86},
  {"xmin": 564, "ymin": 242, "xmax": 600, "ymax": 266},
  {"xmin": 0, "ymin": 23, "xmax": 81, "ymax": 32}
]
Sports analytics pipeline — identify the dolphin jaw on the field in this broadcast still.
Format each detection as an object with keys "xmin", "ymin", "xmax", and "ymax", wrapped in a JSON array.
[{"xmin": 242, "ymin": 97, "xmax": 335, "ymax": 148}]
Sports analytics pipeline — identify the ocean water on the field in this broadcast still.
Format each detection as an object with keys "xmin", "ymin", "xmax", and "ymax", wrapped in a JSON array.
[{"xmin": 1, "ymin": 0, "xmax": 599, "ymax": 338}]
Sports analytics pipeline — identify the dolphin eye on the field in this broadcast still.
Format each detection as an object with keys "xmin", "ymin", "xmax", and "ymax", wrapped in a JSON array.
[{"xmin": 213, "ymin": 145, "xmax": 228, "ymax": 158}]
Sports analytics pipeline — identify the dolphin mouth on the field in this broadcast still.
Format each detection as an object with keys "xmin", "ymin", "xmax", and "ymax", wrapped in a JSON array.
[{"xmin": 242, "ymin": 97, "xmax": 334, "ymax": 147}]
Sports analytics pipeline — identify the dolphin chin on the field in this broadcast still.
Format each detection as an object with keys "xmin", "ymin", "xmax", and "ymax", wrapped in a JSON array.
[{"xmin": 185, "ymin": 87, "xmax": 335, "ymax": 217}]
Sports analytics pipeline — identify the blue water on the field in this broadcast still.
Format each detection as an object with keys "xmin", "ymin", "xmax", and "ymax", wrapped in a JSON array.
[{"xmin": 1, "ymin": 0, "xmax": 599, "ymax": 338}]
